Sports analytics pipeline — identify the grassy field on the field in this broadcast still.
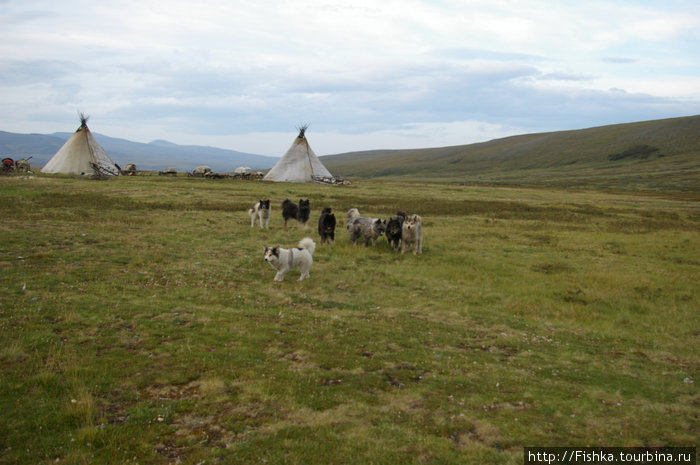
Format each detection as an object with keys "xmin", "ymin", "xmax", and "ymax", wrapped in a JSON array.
[
  {"xmin": 323, "ymin": 116, "xmax": 700, "ymax": 191},
  {"xmin": 0, "ymin": 175, "xmax": 698, "ymax": 464}
]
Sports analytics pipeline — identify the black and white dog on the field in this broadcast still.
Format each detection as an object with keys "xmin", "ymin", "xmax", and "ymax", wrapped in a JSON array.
[
  {"xmin": 248, "ymin": 199, "xmax": 271, "ymax": 229},
  {"xmin": 282, "ymin": 199, "xmax": 311, "ymax": 228},
  {"xmin": 318, "ymin": 207, "xmax": 336, "ymax": 245},
  {"xmin": 263, "ymin": 237, "xmax": 316, "ymax": 281}
]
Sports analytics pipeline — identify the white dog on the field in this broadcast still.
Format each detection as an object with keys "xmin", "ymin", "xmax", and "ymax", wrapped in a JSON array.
[
  {"xmin": 264, "ymin": 237, "xmax": 316, "ymax": 281},
  {"xmin": 401, "ymin": 214, "xmax": 423, "ymax": 254},
  {"xmin": 248, "ymin": 199, "xmax": 270, "ymax": 229}
]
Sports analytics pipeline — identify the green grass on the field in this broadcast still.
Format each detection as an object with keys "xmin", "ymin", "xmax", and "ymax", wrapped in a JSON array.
[
  {"xmin": 322, "ymin": 115, "xmax": 700, "ymax": 191},
  {"xmin": 0, "ymin": 175, "xmax": 698, "ymax": 464}
]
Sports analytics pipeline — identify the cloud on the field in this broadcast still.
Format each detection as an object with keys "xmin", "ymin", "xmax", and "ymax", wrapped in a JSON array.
[
  {"xmin": 0, "ymin": 0, "xmax": 698, "ymax": 155},
  {"xmin": 539, "ymin": 72, "xmax": 596, "ymax": 82},
  {"xmin": 601, "ymin": 56, "xmax": 640, "ymax": 65},
  {"xmin": 0, "ymin": 59, "xmax": 78, "ymax": 86}
]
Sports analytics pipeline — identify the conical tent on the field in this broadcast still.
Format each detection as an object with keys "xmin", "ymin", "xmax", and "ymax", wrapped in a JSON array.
[
  {"xmin": 263, "ymin": 125, "xmax": 334, "ymax": 183},
  {"xmin": 42, "ymin": 114, "xmax": 121, "ymax": 176}
]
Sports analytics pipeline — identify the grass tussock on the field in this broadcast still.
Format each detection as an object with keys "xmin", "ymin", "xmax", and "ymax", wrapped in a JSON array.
[{"xmin": 0, "ymin": 175, "xmax": 698, "ymax": 464}]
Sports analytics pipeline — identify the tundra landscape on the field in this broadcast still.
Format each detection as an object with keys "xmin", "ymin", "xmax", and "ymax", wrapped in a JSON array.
[
  {"xmin": 2, "ymin": 0, "xmax": 699, "ymax": 460},
  {"xmin": 0, "ymin": 170, "xmax": 697, "ymax": 464}
]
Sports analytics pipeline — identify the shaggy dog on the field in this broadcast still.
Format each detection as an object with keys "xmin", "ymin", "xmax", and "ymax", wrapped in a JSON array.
[
  {"xmin": 401, "ymin": 214, "xmax": 423, "ymax": 254},
  {"xmin": 385, "ymin": 211, "xmax": 407, "ymax": 251},
  {"xmin": 346, "ymin": 208, "xmax": 361, "ymax": 232},
  {"xmin": 248, "ymin": 199, "xmax": 271, "ymax": 229},
  {"xmin": 282, "ymin": 199, "xmax": 311, "ymax": 228},
  {"xmin": 264, "ymin": 237, "xmax": 316, "ymax": 281},
  {"xmin": 346, "ymin": 208, "xmax": 360, "ymax": 223},
  {"xmin": 348, "ymin": 216, "xmax": 387, "ymax": 246},
  {"xmin": 318, "ymin": 207, "xmax": 336, "ymax": 245}
]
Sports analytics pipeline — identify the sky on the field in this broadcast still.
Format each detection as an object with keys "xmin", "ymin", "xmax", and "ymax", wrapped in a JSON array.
[{"xmin": 1, "ymin": 0, "xmax": 699, "ymax": 156}]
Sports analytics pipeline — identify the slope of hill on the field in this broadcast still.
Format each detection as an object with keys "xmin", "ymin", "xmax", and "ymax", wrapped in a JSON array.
[
  {"xmin": 0, "ymin": 131, "xmax": 278, "ymax": 172},
  {"xmin": 321, "ymin": 116, "xmax": 700, "ymax": 191},
  {"xmin": 0, "ymin": 131, "xmax": 66, "ymax": 160},
  {"xmin": 3, "ymin": 116, "xmax": 698, "ymax": 190}
]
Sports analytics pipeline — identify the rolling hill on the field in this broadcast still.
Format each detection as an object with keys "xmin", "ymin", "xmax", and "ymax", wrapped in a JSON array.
[
  {"xmin": 0, "ymin": 131, "xmax": 278, "ymax": 173},
  {"xmin": 2, "ymin": 116, "xmax": 698, "ymax": 190},
  {"xmin": 321, "ymin": 115, "xmax": 700, "ymax": 191}
]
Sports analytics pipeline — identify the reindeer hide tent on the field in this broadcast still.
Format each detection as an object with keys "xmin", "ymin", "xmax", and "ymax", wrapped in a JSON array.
[
  {"xmin": 42, "ymin": 114, "xmax": 121, "ymax": 176},
  {"xmin": 263, "ymin": 125, "xmax": 334, "ymax": 183}
]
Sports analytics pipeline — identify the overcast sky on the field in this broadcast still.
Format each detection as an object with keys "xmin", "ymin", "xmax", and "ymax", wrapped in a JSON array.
[{"xmin": 1, "ymin": 0, "xmax": 698, "ymax": 156}]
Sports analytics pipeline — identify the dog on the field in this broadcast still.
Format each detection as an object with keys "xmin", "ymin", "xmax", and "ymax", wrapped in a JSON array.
[
  {"xmin": 282, "ymin": 199, "xmax": 311, "ymax": 228},
  {"xmin": 346, "ymin": 208, "xmax": 360, "ymax": 222},
  {"xmin": 248, "ymin": 199, "xmax": 271, "ymax": 229},
  {"xmin": 318, "ymin": 207, "xmax": 336, "ymax": 245},
  {"xmin": 297, "ymin": 199, "xmax": 311, "ymax": 227},
  {"xmin": 401, "ymin": 214, "xmax": 423, "ymax": 254},
  {"xmin": 264, "ymin": 237, "xmax": 316, "ymax": 281},
  {"xmin": 385, "ymin": 211, "xmax": 407, "ymax": 251},
  {"xmin": 346, "ymin": 208, "xmax": 361, "ymax": 231},
  {"xmin": 348, "ymin": 216, "xmax": 386, "ymax": 246}
]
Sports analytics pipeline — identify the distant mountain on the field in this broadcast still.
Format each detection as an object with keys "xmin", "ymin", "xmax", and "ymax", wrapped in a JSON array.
[
  {"xmin": 321, "ymin": 115, "xmax": 700, "ymax": 191},
  {"xmin": 148, "ymin": 139, "xmax": 180, "ymax": 147},
  {"xmin": 0, "ymin": 131, "xmax": 66, "ymax": 163},
  {"xmin": 0, "ymin": 131, "xmax": 278, "ymax": 172}
]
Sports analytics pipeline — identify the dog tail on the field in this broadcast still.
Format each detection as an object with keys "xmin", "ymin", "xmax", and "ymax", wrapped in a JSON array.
[{"xmin": 298, "ymin": 237, "xmax": 316, "ymax": 255}]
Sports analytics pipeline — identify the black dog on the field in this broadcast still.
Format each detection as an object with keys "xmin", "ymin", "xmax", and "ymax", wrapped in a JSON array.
[
  {"xmin": 282, "ymin": 198, "xmax": 311, "ymax": 228},
  {"xmin": 386, "ymin": 211, "xmax": 407, "ymax": 251},
  {"xmin": 318, "ymin": 207, "xmax": 336, "ymax": 244}
]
